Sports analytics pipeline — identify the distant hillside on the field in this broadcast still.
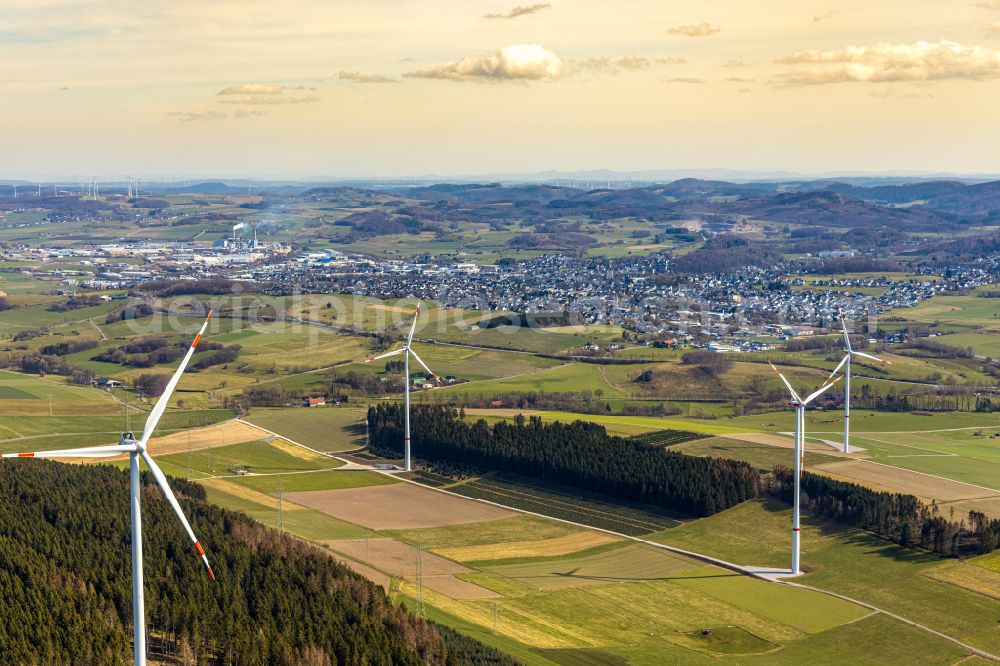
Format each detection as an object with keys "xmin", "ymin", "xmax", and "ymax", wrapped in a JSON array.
[
  {"xmin": 160, "ymin": 181, "xmax": 248, "ymax": 195},
  {"xmin": 0, "ymin": 461, "xmax": 513, "ymax": 666},
  {"xmin": 368, "ymin": 179, "xmax": 985, "ymax": 231},
  {"xmin": 719, "ymin": 191, "xmax": 957, "ymax": 231}
]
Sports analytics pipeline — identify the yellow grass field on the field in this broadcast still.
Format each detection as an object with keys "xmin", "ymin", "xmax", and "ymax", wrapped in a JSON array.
[
  {"xmin": 434, "ymin": 531, "xmax": 622, "ymax": 563},
  {"xmin": 265, "ymin": 436, "xmax": 325, "ymax": 461},
  {"xmin": 923, "ymin": 561, "xmax": 1000, "ymax": 601},
  {"xmin": 199, "ymin": 477, "xmax": 307, "ymax": 512},
  {"xmin": 73, "ymin": 419, "xmax": 260, "ymax": 463},
  {"xmin": 139, "ymin": 420, "xmax": 261, "ymax": 456}
]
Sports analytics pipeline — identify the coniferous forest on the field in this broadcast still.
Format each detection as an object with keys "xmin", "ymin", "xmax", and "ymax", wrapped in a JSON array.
[
  {"xmin": 767, "ymin": 467, "xmax": 1000, "ymax": 557},
  {"xmin": 367, "ymin": 404, "xmax": 761, "ymax": 516},
  {"xmin": 0, "ymin": 460, "xmax": 513, "ymax": 666}
]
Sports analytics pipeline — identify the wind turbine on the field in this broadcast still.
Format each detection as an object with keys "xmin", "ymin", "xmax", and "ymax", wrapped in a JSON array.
[
  {"xmin": 364, "ymin": 302, "xmax": 439, "ymax": 472},
  {"xmin": 770, "ymin": 363, "xmax": 841, "ymax": 575},
  {"xmin": 829, "ymin": 312, "xmax": 887, "ymax": 453},
  {"xmin": 1, "ymin": 311, "xmax": 216, "ymax": 666}
]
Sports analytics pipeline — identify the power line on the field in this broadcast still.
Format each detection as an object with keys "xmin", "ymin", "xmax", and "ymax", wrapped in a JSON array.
[
  {"xmin": 276, "ymin": 476, "xmax": 284, "ymax": 532},
  {"xmin": 415, "ymin": 539, "xmax": 425, "ymax": 617}
]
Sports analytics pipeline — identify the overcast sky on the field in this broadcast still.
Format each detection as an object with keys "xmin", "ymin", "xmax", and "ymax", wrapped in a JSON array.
[{"xmin": 4, "ymin": 0, "xmax": 1000, "ymax": 178}]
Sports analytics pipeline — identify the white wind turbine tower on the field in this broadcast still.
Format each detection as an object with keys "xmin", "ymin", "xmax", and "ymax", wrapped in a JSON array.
[
  {"xmin": 829, "ymin": 311, "xmax": 887, "ymax": 453},
  {"xmin": 770, "ymin": 363, "xmax": 841, "ymax": 575},
  {"xmin": 364, "ymin": 302, "xmax": 439, "ymax": 472},
  {"xmin": 2, "ymin": 311, "xmax": 217, "ymax": 666}
]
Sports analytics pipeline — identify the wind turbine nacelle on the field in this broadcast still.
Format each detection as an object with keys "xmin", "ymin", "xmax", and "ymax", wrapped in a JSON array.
[{"xmin": 120, "ymin": 432, "xmax": 137, "ymax": 445}]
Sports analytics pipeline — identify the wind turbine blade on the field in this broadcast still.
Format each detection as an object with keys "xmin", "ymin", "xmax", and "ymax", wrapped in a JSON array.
[
  {"xmin": 138, "ymin": 311, "xmax": 213, "ymax": 446},
  {"xmin": 365, "ymin": 348, "xmax": 405, "ymax": 363},
  {"xmin": 829, "ymin": 354, "xmax": 849, "ymax": 380},
  {"xmin": 407, "ymin": 348, "xmax": 440, "ymax": 383},
  {"xmin": 769, "ymin": 362, "xmax": 801, "ymax": 403},
  {"xmin": 840, "ymin": 310, "xmax": 852, "ymax": 352},
  {"xmin": 140, "ymin": 451, "xmax": 215, "ymax": 580},
  {"xmin": 851, "ymin": 350, "xmax": 886, "ymax": 364},
  {"xmin": 406, "ymin": 302, "xmax": 421, "ymax": 346},
  {"xmin": 803, "ymin": 376, "xmax": 842, "ymax": 405},
  {"xmin": 1, "ymin": 443, "xmax": 137, "ymax": 459}
]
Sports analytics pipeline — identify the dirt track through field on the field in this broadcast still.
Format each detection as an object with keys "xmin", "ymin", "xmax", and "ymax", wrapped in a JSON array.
[{"xmin": 287, "ymin": 482, "xmax": 515, "ymax": 529}]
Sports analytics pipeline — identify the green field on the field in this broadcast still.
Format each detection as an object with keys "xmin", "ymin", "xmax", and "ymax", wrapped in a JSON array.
[
  {"xmin": 435, "ymin": 362, "xmax": 625, "ymax": 398},
  {"xmin": 482, "ymin": 543, "xmax": 700, "ymax": 590},
  {"xmin": 896, "ymin": 293, "xmax": 1000, "ymax": 328},
  {"xmin": 933, "ymin": 331, "xmax": 1000, "ymax": 358},
  {"xmin": 0, "ymin": 410, "xmax": 234, "ymax": 450},
  {"xmin": 155, "ymin": 438, "xmax": 334, "ymax": 479},
  {"xmin": 244, "ymin": 407, "xmax": 367, "ymax": 452},
  {"xmin": 652, "ymin": 499, "xmax": 1000, "ymax": 656},
  {"xmin": 844, "ymin": 430, "xmax": 1000, "ymax": 490},
  {"xmin": 717, "ymin": 408, "xmax": 1000, "ymax": 434},
  {"xmin": 386, "ymin": 515, "xmax": 583, "ymax": 550},
  {"xmin": 230, "ymin": 468, "xmax": 395, "ymax": 493},
  {"xmin": 674, "ymin": 436, "xmax": 840, "ymax": 469}
]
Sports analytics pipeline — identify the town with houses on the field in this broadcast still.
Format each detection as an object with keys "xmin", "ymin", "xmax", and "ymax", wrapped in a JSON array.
[{"xmin": 4, "ymin": 228, "xmax": 996, "ymax": 352}]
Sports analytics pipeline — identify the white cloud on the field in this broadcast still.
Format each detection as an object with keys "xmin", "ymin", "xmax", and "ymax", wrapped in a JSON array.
[
  {"xmin": 976, "ymin": 0, "xmax": 1000, "ymax": 9},
  {"xmin": 813, "ymin": 11, "xmax": 836, "ymax": 23},
  {"xmin": 405, "ymin": 44, "xmax": 566, "ymax": 82},
  {"xmin": 217, "ymin": 83, "xmax": 286, "ymax": 95},
  {"xmin": 217, "ymin": 94, "xmax": 319, "ymax": 105},
  {"xmin": 662, "ymin": 77, "xmax": 704, "ymax": 84},
  {"xmin": 775, "ymin": 40, "xmax": 1000, "ymax": 85},
  {"xmin": 723, "ymin": 57, "xmax": 749, "ymax": 68},
  {"xmin": 656, "ymin": 56, "xmax": 687, "ymax": 65},
  {"xmin": 616, "ymin": 54, "xmax": 650, "ymax": 70},
  {"xmin": 168, "ymin": 110, "xmax": 227, "ymax": 122},
  {"xmin": 667, "ymin": 22, "xmax": 719, "ymax": 37},
  {"xmin": 215, "ymin": 84, "xmax": 317, "ymax": 103},
  {"xmin": 483, "ymin": 3, "xmax": 550, "ymax": 20},
  {"xmin": 578, "ymin": 54, "xmax": 651, "ymax": 74},
  {"xmin": 337, "ymin": 70, "xmax": 397, "ymax": 83}
]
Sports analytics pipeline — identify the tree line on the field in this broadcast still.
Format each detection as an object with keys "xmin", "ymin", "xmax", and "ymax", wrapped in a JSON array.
[
  {"xmin": 416, "ymin": 391, "xmax": 686, "ymax": 417},
  {"xmin": 766, "ymin": 467, "xmax": 999, "ymax": 556},
  {"xmin": 367, "ymin": 403, "xmax": 760, "ymax": 517},
  {"xmin": 0, "ymin": 459, "xmax": 514, "ymax": 666}
]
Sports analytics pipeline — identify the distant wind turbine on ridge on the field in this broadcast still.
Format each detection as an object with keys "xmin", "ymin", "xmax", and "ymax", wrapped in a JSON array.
[
  {"xmin": 829, "ymin": 311, "xmax": 888, "ymax": 453},
  {"xmin": 364, "ymin": 302, "xmax": 440, "ymax": 472},
  {"xmin": 770, "ymin": 362, "xmax": 841, "ymax": 575},
  {"xmin": 2, "ymin": 311, "xmax": 217, "ymax": 666}
]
